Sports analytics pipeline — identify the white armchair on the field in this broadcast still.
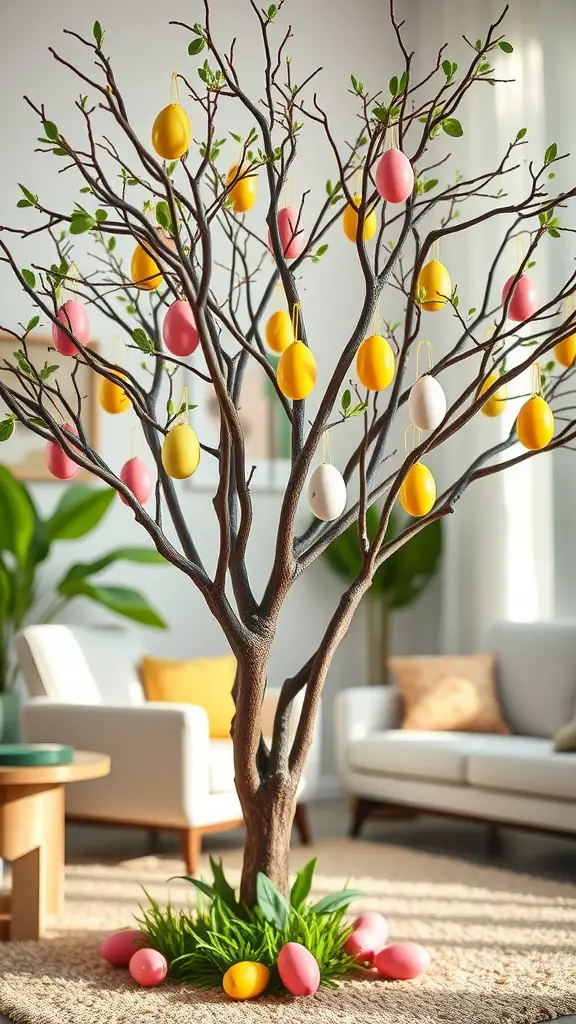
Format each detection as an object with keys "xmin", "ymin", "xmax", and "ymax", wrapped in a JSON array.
[{"xmin": 16, "ymin": 624, "xmax": 321, "ymax": 873}]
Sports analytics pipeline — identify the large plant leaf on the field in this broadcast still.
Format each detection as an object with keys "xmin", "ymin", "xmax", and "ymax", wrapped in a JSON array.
[
  {"xmin": 56, "ymin": 579, "xmax": 166, "ymax": 628},
  {"xmin": 209, "ymin": 857, "xmax": 241, "ymax": 912},
  {"xmin": 0, "ymin": 465, "xmax": 36, "ymax": 568},
  {"xmin": 46, "ymin": 485, "xmax": 116, "ymax": 541},
  {"xmin": 311, "ymin": 889, "xmax": 365, "ymax": 915},
  {"xmin": 167, "ymin": 875, "xmax": 214, "ymax": 900},
  {"xmin": 57, "ymin": 547, "xmax": 165, "ymax": 587},
  {"xmin": 290, "ymin": 857, "xmax": 317, "ymax": 908},
  {"xmin": 256, "ymin": 871, "xmax": 290, "ymax": 929},
  {"xmin": 0, "ymin": 558, "xmax": 13, "ymax": 619}
]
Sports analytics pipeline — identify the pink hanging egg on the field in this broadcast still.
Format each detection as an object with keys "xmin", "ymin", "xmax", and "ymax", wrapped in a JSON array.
[
  {"xmin": 353, "ymin": 912, "xmax": 389, "ymax": 945},
  {"xmin": 162, "ymin": 299, "xmax": 200, "ymax": 357},
  {"xmin": 344, "ymin": 927, "xmax": 383, "ymax": 964},
  {"xmin": 46, "ymin": 422, "xmax": 79, "ymax": 480},
  {"xmin": 502, "ymin": 274, "xmax": 538, "ymax": 322},
  {"xmin": 128, "ymin": 948, "xmax": 168, "ymax": 988},
  {"xmin": 269, "ymin": 206, "xmax": 305, "ymax": 259},
  {"xmin": 52, "ymin": 299, "xmax": 90, "ymax": 356},
  {"xmin": 277, "ymin": 942, "xmax": 320, "ymax": 996},
  {"xmin": 119, "ymin": 457, "xmax": 152, "ymax": 505},
  {"xmin": 100, "ymin": 929, "xmax": 149, "ymax": 968},
  {"xmin": 375, "ymin": 150, "xmax": 414, "ymax": 204},
  {"xmin": 374, "ymin": 942, "xmax": 431, "ymax": 981}
]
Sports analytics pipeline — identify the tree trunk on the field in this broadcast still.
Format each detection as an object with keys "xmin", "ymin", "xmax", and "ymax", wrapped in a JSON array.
[{"xmin": 239, "ymin": 781, "xmax": 296, "ymax": 904}]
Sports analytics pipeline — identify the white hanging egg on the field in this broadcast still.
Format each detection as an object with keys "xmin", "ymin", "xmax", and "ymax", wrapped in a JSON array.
[
  {"xmin": 408, "ymin": 374, "xmax": 447, "ymax": 432},
  {"xmin": 308, "ymin": 463, "xmax": 347, "ymax": 521}
]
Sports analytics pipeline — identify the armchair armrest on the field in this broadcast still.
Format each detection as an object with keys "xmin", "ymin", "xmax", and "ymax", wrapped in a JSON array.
[
  {"xmin": 334, "ymin": 686, "xmax": 402, "ymax": 789},
  {"xmin": 20, "ymin": 698, "xmax": 211, "ymax": 829}
]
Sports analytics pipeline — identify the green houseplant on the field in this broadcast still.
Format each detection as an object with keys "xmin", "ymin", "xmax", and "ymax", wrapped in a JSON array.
[
  {"xmin": 0, "ymin": 464, "xmax": 166, "ymax": 739},
  {"xmin": 322, "ymin": 506, "xmax": 442, "ymax": 684}
]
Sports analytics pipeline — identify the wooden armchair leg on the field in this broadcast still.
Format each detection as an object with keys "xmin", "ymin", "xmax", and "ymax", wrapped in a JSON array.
[
  {"xmin": 293, "ymin": 804, "xmax": 312, "ymax": 845},
  {"xmin": 350, "ymin": 797, "xmax": 376, "ymax": 838},
  {"xmin": 180, "ymin": 828, "xmax": 202, "ymax": 875}
]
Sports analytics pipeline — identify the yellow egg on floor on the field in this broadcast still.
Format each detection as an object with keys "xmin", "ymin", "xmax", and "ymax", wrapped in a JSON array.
[
  {"xmin": 227, "ymin": 164, "xmax": 257, "ymax": 214},
  {"xmin": 400, "ymin": 462, "xmax": 436, "ymax": 517},
  {"xmin": 516, "ymin": 395, "xmax": 554, "ymax": 450},
  {"xmin": 265, "ymin": 310, "xmax": 294, "ymax": 354},
  {"xmin": 222, "ymin": 962, "xmax": 270, "ymax": 1001},
  {"xmin": 151, "ymin": 103, "xmax": 191, "ymax": 160},
  {"xmin": 162, "ymin": 422, "xmax": 201, "ymax": 479},
  {"xmin": 479, "ymin": 372, "xmax": 507, "ymax": 418},
  {"xmin": 554, "ymin": 335, "xmax": 576, "ymax": 369},
  {"xmin": 342, "ymin": 194, "xmax": 377, "ymax": 243},
  {"xmin": 131, "ymin": 244, "xmax": 163, "ymax": 291},
  {"xmin": 356, "ymin": 334, "xmax": 395, "ymax": 391},
  {"xmin": 277, "ymin": 340, "xmax": 317, "ymax": 400},
  {"xmin": 99, "ymin": 372, "xmax": 131, "ymax": 415},
  {"xmin": 417, "ymin": 260, "xmax": 451, "ymax": 312}
]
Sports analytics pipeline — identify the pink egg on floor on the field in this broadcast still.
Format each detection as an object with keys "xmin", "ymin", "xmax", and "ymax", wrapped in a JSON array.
[
  {"xmin": 119, "ymin": 457, "xmax": 152, "ymax": 504},
  {"xmin": 277, "ymin": 942, "xmax": 320, "ymax": 996},
  {"xmin": 52, "ymin": 298, "xmax": 90, "ymax": 356},
  {"xmin": 501, "ymin": 273, "xmax": 538, "ymax": 322},
  {"xmin": 162, "ymin": 298, "xmax": 200, "ymax": 356},
  {"xmin": 100, "ymin": 929, "xmax": 149, "ymax": 968},
  {"xmin": 269, "ymin": 206, "xmax": 305, "ymax": 259},
  {"xmin": 46, "ymin": 422, "xmax": 79, "ymax": 480},
  {"xmin": 374, "ymin": 942, "xmax": 431, "ymax": 981},
  {"xmin": 344, "ymin": 926, "xmax": 384, "ymax": 964},
  {"xmin": 375, "ymin": 150, "xmax": 414, "ymax": 204},
  {"xmin": 353, "ymin": 912, "xmax": 389, "ymax": 945},
  {"xmin": 129, "ymin": 948, "xmax": 168, "ymax": 987}
]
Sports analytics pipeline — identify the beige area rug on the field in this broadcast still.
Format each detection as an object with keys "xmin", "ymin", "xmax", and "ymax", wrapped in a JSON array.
[{"xmin": 0, "ymin": 838, "xmax": 575, "ymax": 1024}]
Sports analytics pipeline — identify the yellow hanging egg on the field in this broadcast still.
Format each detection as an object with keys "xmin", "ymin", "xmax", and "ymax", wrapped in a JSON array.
[
  {"xmin": 227, "ymin": 164, "xmax": 258, "ymax": 214},
  {"xmin": 400, "ymin": 462, "xmax": 436, "ymax": 517},
  {"xmin": 417, "ymin": 259, "xmax": 451, "ymax": 312},
  {"xmin": 554, "ymin": 334, "xmax": 576, "ymax": 369},
  {"xmin": 161, "ymin": 422, "xmax": 201, "ymax": 479},
  {"xmin": 151, "ymin": 103, "xmax": 191, "ymax": 161},
  {"xmin": 356, "ymin": 334, "xmax": 395, "ymax": 391},
  {"xmin": 516, "ymin": 395, "xmax": 554, "ymax": 451},
  {"xmin": 265, "ymin": 310, "xmax": 294, "ymax": 354},
  {"xmin": 479, "ymin": 372, "xmax": 507, "ymax": 418},
  {"xmin": 99, "ymin": 372, "xmax": 132, "ymax": 415},
  {"xmin": 222, "ymin": 962, "xmax": 270, "ymax": 1001},
  {"xmin": 131, "ymin": 244, "xmax": 163, "ymax": 291},
  {"xmin": 277, "ymin": 340, "xmax": 317, "ymax": 401},
  {"xmin": 342, "ymin": 194, "xmax": 377, "ymax": 243}
]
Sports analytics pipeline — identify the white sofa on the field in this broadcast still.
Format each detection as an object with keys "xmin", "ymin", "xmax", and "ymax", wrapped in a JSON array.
[
  {"xmin": 335, "ymin": 621, "xmax": 576, "ymax": 838},
  {"xmin": 16, "ymin": 624, "xmax": 320, "ymax": 872}
]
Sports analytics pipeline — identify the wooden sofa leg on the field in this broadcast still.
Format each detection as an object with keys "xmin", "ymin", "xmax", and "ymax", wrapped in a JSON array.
[
  {"xmin": 350, "ymin": 797, "xmax": 377, "ymax": 838},
  {"xmin": 180, "ymin": 829, "xmax": 202, "ymax": 875},
  {"xmin": 486, "ymin": 824, "xmax": 503, "ymax": 857},
  {"xmin": 294, "ymin": 804, "xmax": 311, "ymax": 846}
]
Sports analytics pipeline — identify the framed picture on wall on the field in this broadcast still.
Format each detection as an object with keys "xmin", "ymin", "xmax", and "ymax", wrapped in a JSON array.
[{"xmin": 0, "ymin": 333, "xmax": 99, "ymax": 481}]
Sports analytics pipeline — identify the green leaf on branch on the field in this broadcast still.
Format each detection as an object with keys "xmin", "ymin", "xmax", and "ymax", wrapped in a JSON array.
[
  {"xmin": 0, "ymin": 419, "xmax": 15, "ymax": 442},
  {"xmin": 416, "ymin": 178, "xmax": 439, "ymax": 195},
  {"xmin": 107, "ymin": 237, "xmax": 116, "ymax": 252},
  {"xmin": 17, "ymin": 199, "xmax": 32, "ymax": 208},
  {"xmin": 155, "ymin": 200, "xmax": 175, "ymax": 234},
  {"xmin": 372, "ymin": 106, "xmax": 388, "ymax": 122},
  {"xmin": 21, "ymin": 269, "xmax": 36, "ymax": 289},
  {"xmin": 42, "ymin": 120, "xmax": 59, "ymax": 141},
  {"xmin": 341, "ymin": 389, "xmax": 351, "ymax": 412},
  {"xmin": 18, "ymin": 184, "xmax": 38, "ymax": 205},
  {"xmin": 13, "ymin": 350, "xmax": 32, "ymax": 375},
  {"xmin": 389, "ymin": 75, "xmax": 399, "ymax": 96},
  {"xmin": 93, "ymin": 20, "xmax": 105, "ymax": 47},
  {"xmin": 467, "ymin": 307, "xmax": 477, "ymax": 318},
  {"xmin": 256, "ymin": 872, "xmax": 289, "ymax": 929},
  {"xmin": 70, "ymin": 213, "xmax": 95, "ymax": 234},
  {"xmin": 544, "ymin": 142, "xmax": 557, "ymax": 165},
  {"xmin": 548, "ymin": 227, "xmax": 561, "ymax": 238},
  {"xmin": 266, "ymin": 3, "xmax": 278, "ymax": 20},
  {"xmin": 350, "ymin": 74, "xmax": 364, "ymax": 95},
  {"xmin": 26, "ymin": 316, "xmax": 40, "ymax": 334},
  {"xmin": 132, "ymin": 328, "xmax": 154, "ymax": 354},
  {"xmin": 398, "ymin": 70, "xmax": 409, "ymax": 93},
  {"xmin": 442, "ymin": 118, "xmax": 463, "ymax": 138},
  {"xmin": 27, "ymin": 417, "xmax": 47, "ymax": 429},
  {"xmin": 95, "ymin": 209, "xmax": 108, "ymax": 222},
  {"xmin": 52, "ymin": 148, "xmax": 69, "ymax": 157},
  {"xmin": 442, "ymin": 60, "xmax": 457, "ymax": 82},
  {"xmin": 475, "ymin": 38, "xmax": 483, "ymax": 50},
  {"xmin": 498, "ymin": 40, "xmax": 514, "ymax": 53},
  {"xmin": 311, "ymin": 244, "xmax": 328, "ymax": 264},
  {"xmin": 188, "ymin": 38, "xmax": 205, "ymax": 55},
  {"xmin": 39, "ymin": 362, "xmax": 59, "ymax": 381},
  {"xmin": 516, "ymin": 128, "xmax": 527, "ymax": 141}
]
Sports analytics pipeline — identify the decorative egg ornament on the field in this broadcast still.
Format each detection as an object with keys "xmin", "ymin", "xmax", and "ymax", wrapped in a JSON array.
[
  {"xmin": 277, "ymin": 340, "xmax": 316, "ymax": 400},
  {"xmin": 52, "ymin": 299, "xmax": 90, "ymax": 356},
  {"xmin": 554, "ymin": 334, "xmax": 576, "ymax": 368},
  {"xmin": 100, "ymin": 929, "xmax": 149, "ymax": 967},
  {"xmin": 375, "ymin": 942, "xmax": 431, "ymax": 981},
  {"xmin": 308, "ymin": 463, "xmax": 347, "ymax": 521},
  {"xmin": 353, "ymin": 912, "xmax": 389, "ymax": 947},
  {"xmin": 418, "ymin": 260, "xmax": 451, "ymax": 312},
  {"xmin": 151, "ymin": 103, "xmax": 191, "ymax": 161},
  {"xmin": 100, "ymin": 371, "xmax": 132, "ymax": 415},
  {"xmin": 265, "ymin": 310, "xmax": 294, "ymax": 354},
  {"xmin": 128, "ymin": 948, "xmax": 168, "ymax": 987},
  {"xmin": 46, "ymin": 423, "xmax": 79, "ymax": 480},
  {"xmin": 356, "ymin": 334, "xmax": 395, "ymax": 391},
  {"xmin": 408, "ymin": 375, "xmax": 446, "ymax": 431},
  {"xmin": 222, "ymin": 961, "xmax": 270, "ymax": 1000},
  {"xmin": 479, "ymin": 372, "xmax": 507, "ymax": 418},
  {"xmin": 342, "ymin": 194, "xmax": 377, "ymax": 243},
  {"xmin": 375, "ymin": 149, "xmax": 414, "ymax": 204},
  {"xmin": 400, "ymin": 462, "xmax": 436, "ymax": 517},
  {"xmin": 277, "ymin": 943, "xmax": 320, "ymax": 997},
  {"xmin": 270, "ymin": 206, "xmax": 305, "ymax": 259},
  {"xmin": 344, "ymin": 927, "xmax": 383, "ymax": 965},
  {"xmin": 162, "ymin": 422, "xmax": 201, "ymax": 479},
  {"xmin": 131, "ymin": 244, "xmax": 163, "ymax": 291},
  {"xmin": 162, "ymin": 299, "xmax": 200, "ymax": 357},
  {"xmin": 502, "ymin": 274, "xmax": 538, "ymax": 322},
  {"xmin": 120, "ymin": 457, "xmax": 152, "ymax": 505},
  {"xmin": 516, "ymin": 395, "xmax": 554, "ymax": 450},
  {"xmin": 227, "ymin": 164, "xmax": 257, "ymax": 214}
]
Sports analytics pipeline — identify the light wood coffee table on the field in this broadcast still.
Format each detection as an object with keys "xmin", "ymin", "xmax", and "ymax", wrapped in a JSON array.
[{"xmin": 0, "ymin": 751, "xmax": 110, "ymax": 940}]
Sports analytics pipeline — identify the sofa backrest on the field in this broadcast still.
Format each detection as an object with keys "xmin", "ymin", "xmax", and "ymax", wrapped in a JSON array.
[
  {"xmin": 16, "ymin": 624, "xmax": 146, "ymax": 706},
  {"xmin": 489, "ymin": 620, "xmax": 576, "ymax": 738}
]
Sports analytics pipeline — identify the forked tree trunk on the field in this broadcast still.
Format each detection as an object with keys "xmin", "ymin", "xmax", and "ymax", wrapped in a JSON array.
[{"xmin": 239, "ymin": 781, "xmax": 297, "ymax": 905}]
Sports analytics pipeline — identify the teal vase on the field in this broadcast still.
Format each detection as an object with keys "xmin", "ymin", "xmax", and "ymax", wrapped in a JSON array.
[{"xmin": 0, "ymin": 692, "xmax": 20, "ymax": 743}]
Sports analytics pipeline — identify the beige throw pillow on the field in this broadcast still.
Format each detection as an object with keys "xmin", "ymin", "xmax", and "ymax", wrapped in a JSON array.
[
  {"xmin": 388, "ymin": 654, "xmax": 510, "ymax": 734},
  {"xmin": 553, "ymin": 718, "xmax": 576, "ymax": 752}
]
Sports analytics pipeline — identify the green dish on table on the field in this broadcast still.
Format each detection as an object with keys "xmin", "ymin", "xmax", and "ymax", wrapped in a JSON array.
[{"xmin": 0, "ymin": 743, "xmax": 74, "ymax": 767}]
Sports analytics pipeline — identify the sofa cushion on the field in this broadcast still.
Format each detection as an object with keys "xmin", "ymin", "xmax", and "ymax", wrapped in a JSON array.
[
  {"xmin": 208, "ymin": 740, "xmax": 236, "ymax": 794},
  {"xmin": 489, "ymin": 621, "xmax": 576, "ymax": 738},
  {"xmin": 467, "ymin": 737, "xmax": 576, "ymax": 801},
  {"xmin": 348, "ymin": 731, "xmax": 471, "ymax": 784}
]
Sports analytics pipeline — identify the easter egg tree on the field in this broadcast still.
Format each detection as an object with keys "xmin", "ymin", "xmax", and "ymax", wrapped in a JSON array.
[{"xmin": 2, "ymin": 2, "xmax": 576, "ymax": 991}]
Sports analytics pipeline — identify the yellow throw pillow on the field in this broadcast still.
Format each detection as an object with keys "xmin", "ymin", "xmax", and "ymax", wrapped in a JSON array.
[
  {"xmin": 388, "ymin": 654, "xmax": 510, "ymax": 734},
  {"xmin": 141, "ymin": 655, "xmax": 237, "ymax": 739}
]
